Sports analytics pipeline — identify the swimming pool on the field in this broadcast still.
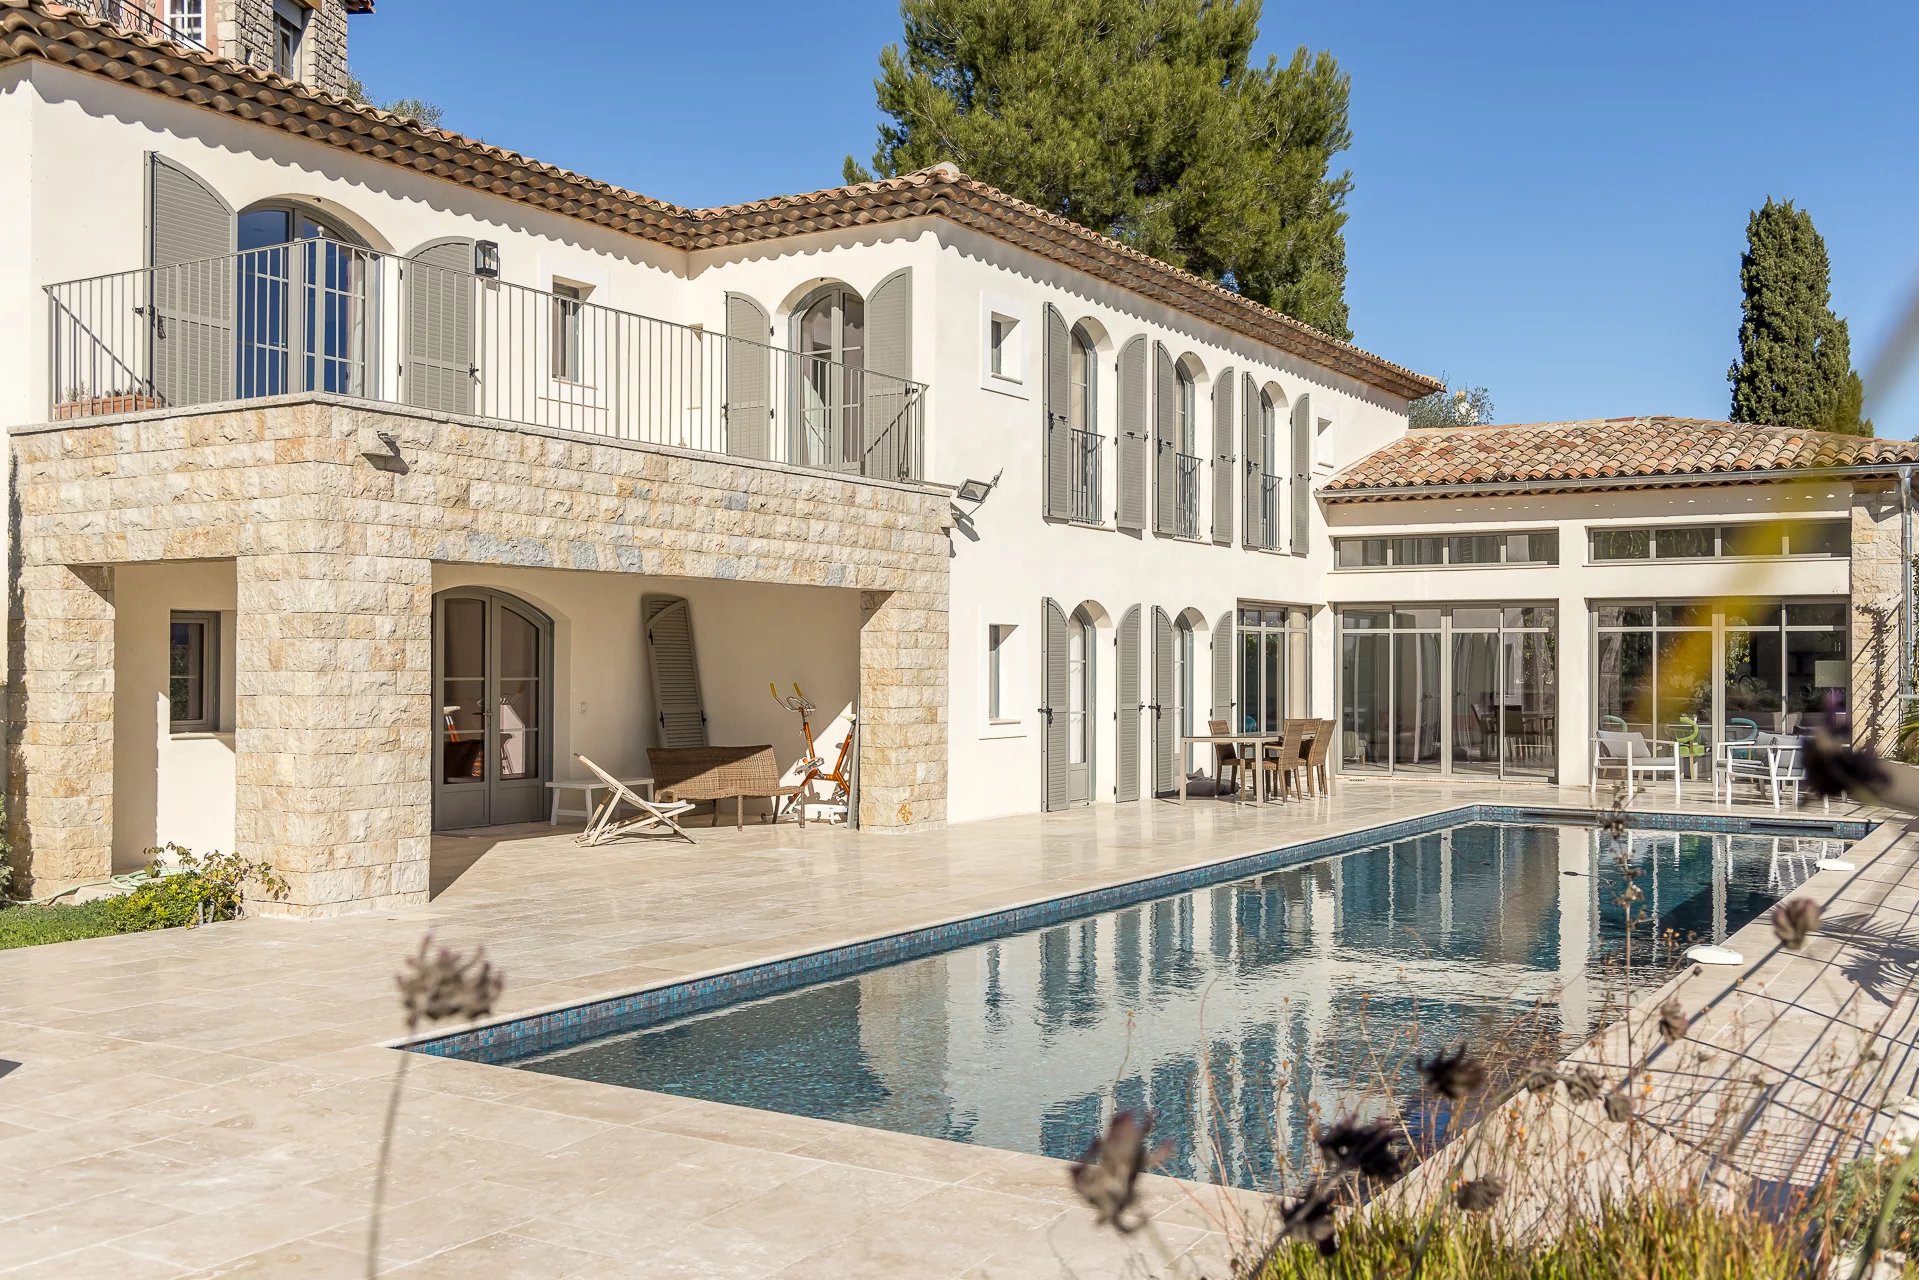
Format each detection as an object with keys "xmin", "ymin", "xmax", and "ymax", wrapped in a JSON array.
[{"xmin": 418, "ymin": 807, "xmax": 1862, "ymax": 1192}]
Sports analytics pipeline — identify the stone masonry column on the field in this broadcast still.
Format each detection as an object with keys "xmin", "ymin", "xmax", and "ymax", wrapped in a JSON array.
[
  {"xmin": 4, "ymin": 564, "xmax": 114, "ymax": 895},
  {"xmin": 857, "ymin": 585, "xmax": 949, "ymax": 828},
  {"xmin": 234, "ymin": 543, "xmax": 433, "ymax": 916},
  {"xmin": 1850, "ymin": 480, "xmax": 1905, "ymax": 754}
]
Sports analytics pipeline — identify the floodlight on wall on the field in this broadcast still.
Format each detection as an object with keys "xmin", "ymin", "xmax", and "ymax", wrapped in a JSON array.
[
  {"xmin": 473, "ymin": 240, "xmax": 501, "ymax": 278},
  {"xmin": 955, "ymin": 471, "xmax": 1002, "ymax": 506}
]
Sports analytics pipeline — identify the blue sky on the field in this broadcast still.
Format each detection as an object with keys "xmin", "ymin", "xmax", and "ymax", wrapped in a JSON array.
[{"xmin": 347, "ymin": 1, "xmax": 1919, "ymax": 433}]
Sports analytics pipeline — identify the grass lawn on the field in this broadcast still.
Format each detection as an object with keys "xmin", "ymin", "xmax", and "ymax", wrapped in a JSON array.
[{"xmin": 0, "ymin": 899, "xmax": 137, "ymax": 950}]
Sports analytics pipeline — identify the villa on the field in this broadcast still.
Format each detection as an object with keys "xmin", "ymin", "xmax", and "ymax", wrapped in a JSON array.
[{"xmin": 3, "ymin": 0, "xmax": 1917, "ymax": 920}]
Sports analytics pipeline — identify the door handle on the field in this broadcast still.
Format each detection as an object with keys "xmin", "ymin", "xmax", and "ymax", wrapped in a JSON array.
[{"xmin": 1038, "ymin": 705, "xmax": 1053, "ymax": 723}]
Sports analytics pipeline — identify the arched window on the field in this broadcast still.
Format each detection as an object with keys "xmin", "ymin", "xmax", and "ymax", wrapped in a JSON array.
[
  {"xmin": 1175, "ymin": 364, "xmax": 1197, "ymax": 455},
  {"xmin": 1069, "ymin": 324, "xmax": 1097, "ymax": 433},
  {"xmin": 1067, "ymin": 605, "xmax": 1096, "ymax": 803},
  {"xmin": 237, "ymin": 201, "xmax": 371, "ymax": 398},
  {"xmin": 1259, "ymin": 391, "xmax": 1279, "ymax": 549},
  {"xmin": 793, "ymin": 284, "xmax": 864, "ymax": 470},
  {"xmin": 1175, "ymin": 613, "xmax": 1196, "ymax": 769}
]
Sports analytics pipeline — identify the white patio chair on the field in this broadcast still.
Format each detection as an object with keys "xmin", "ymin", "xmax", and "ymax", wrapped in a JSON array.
[
  {"xmin": 573, "ymin": 753, "xmax": 696, "ymax": 846},
  {"xmin": 1714, "ymin": 733, "xmax": 1825, "ymax": 812},
  {"xmin": 1589, "ymin": 730, "xmax": 1681, "ymax": 803}
]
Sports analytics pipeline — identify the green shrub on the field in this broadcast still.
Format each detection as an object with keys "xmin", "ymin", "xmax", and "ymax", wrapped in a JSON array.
[
  {"xmin": 0, "ymin": 899, "xmax": 133, "ymax": 950},
  {"xmin": 109, "ymin": 845, "xmax": 289, "ymax": 930}
]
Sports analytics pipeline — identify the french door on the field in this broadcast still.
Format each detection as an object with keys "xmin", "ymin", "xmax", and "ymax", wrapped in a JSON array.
[{"xmin": 434, "ymin": 589, "xmax": 552, "ymax": 830}]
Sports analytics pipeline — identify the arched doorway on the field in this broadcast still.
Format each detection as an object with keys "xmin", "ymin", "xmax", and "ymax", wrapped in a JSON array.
[
  {"xmin": 791, "ymin": 283, "xmax": 864, "ymax": 470},
  {"xmin": 1067, "ymin": 605, "xmax": 1097, "ymax": 804},
  {"xmin": 433, "ymin": 588, "xmax": 553, "ymax": 830},
  {"xmin": 236, "ymin": 200, "xmax": 373, "ymax": 398}
]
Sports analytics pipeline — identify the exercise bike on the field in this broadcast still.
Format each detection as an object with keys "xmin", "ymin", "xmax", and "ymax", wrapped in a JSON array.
[{"xmin": 771, "ymin": 682, "xmax": 853, "ymax": 824}]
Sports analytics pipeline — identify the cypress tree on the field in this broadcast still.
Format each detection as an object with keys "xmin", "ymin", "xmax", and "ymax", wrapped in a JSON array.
[
  {"xmin": 845, "ymin": 0, "xmax": 1355, "ymax": 339},
  {"xmin": 1728, "ymin": 198, "xmax": 1872, "ymax": 435}
]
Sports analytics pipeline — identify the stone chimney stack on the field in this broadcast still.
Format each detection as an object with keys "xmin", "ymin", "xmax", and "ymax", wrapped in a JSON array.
[{"xmin": 209, "ymin": 0, "xmax": 369, "ymax": 97}]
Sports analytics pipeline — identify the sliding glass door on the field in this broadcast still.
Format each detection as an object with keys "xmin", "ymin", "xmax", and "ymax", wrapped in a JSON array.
[{"xmin": 1338, "ymin": 605, "xmax": 1558, "ymax": 779}]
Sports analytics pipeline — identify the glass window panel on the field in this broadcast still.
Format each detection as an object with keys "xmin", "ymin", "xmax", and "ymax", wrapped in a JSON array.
[
  {"xmin": 1654, "ymin": 629, "xmax": 1713, "ymax": 738},
  {"xmin": 1238, "ymin": 608, "xmax": 1259, "ymax": 628},
  {"xmin": 1591, "ymin": 528, "xmax": 1651, "ymax": 561},
  {"xmin": 442, "ymin": 598, "xmax": 486, "ymax": 677},
  {"xmin": 1655, "ymin": 526, "xmax": 1716, "ymax": 559},
  {"xmin": 1285, "ymin": 628, "xmax": 1311, "ymax": 717},
  {"xmin": 1722, "ymin": 625, "xmax": 1785, "ymax": 730},
  {"xmin": 498, "ymin": 610, "xmax": 540, "ymax": 678},
  {"xmin": 1527, "ymin": 530, "xmax": 1560, "ymax": 564},
  {"xmin": 1340, "ymin": 633, "xmax": 1391, "ymax": 771},
  {"xmin": 1787, "ymin": 602, "xmax": 1847, "ymax": 628},
  {"xmin": 1789, "ymin": 522, "xmax": 1850, "ymax": 558},
  {"xmin": 1392, "ymin": 632, "xmax": 1443, "ymax": 771},
  {"xmin": 1722, "ymin": 603, "xmax": 1782, "ymax": 630},
  {"xmin": 1393, "ymin": 536, "xmax": 1443, "ymax": 566},
  {"xmin": 1392, "ymin": 607, "xmax": 1443, "ymax": 630},
  {"xmin": 1594, "ymin": 629, "xmax": 1654, "ymax": 736},
  {"xmin": 1450, "ymin": 607, "xmax": 1501, "ymax": 630},
  {"xmin": 1451, "ymin": 631, "xmax": 1501, "ymax": 775},
  {"xmin": 1785, "ymin": 627, "xmax": 1846, "ymax": 714},
  {"xmin": 1337, "ymin": 539, "xmax": 1386, "ymax": 568},
  {"xmin": 1239, "ymin": 632, "xmax": 1260, "ymax": 733},
  {"xmin": 1262, "ymin": 632, "xmax": 1280, "ymax": 733},
  {"xmin": 1286, "ymin": 608, "xmax": 1311, "ymax": 630},
  {"xmin": 1341, "ymin": 610, "xmax": 1390, "ymax": 630},
  {"xmin": 1448, "ymin": 535, "xmax": 1503, "ymax": 565},
  {"xmin": 1503, "ymin": 606, "xmax": 1555, "ymax": 629},
  {"xmin": 1506, "ymin": 628, "xmax": 1557, "ymax": 777},
  {"xmin": 1261, "ymin": 609, "xmax": 1285, "ymax": 628},
  {"xmin": 1595, "ymin": 604, "xmax": 1653, "ymax": 629},
  {"xmin": 1720, "ymin": 524, "xmax": 1783, "ymax": 558},
  {"xmin": 1656, "ymin": 603, "xmax": 1713, "ymax": 628}
]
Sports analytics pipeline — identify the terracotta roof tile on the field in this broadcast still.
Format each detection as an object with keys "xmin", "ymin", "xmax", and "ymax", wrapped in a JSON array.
[
  {"xmin": 1, "ymin": 1, "xmax": 1440, "ymax": 400},
  {"xmin": 1324, "ymin": 417, "xmax": 1919, "ymax": 499}
]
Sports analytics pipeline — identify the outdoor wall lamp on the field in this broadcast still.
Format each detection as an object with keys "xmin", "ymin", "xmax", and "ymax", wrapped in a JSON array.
[
  {"xmin": 955, "ymin": 470, "xmax": 1002, "ymax": 506},
  {"xmin": 473, "ymin": 240, "xmax": 501, "ymax": 278},
  {"xmin": 361, "ymin": 430, "xmax": 408, "ymax": 475}
]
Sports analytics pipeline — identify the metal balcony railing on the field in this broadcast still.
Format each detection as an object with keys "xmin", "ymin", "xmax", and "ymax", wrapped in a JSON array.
[
  {"xmin": 1070, "ymin": 427, "xmax": 1101, "ymax": 523},
  {"xmin": 63, "ymin": 0, "xmax": 211, "ymax": 52},
  {"xmin": 1258, "ymin": 472, "xmax": 1281, "ymax": 550},
  {"xmin": 1174, "ymin": 452, "xmax": 1202, "ymax": 540},
  {"xmin": 46, "ymin": 239, "xmax": 929, "ymax": 482}
]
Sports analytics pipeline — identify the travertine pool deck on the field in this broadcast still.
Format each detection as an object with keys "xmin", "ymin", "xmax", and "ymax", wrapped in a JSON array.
[{"xmin": 0, "ymin": 781, "xmax": 1893, "ymax": 1277}]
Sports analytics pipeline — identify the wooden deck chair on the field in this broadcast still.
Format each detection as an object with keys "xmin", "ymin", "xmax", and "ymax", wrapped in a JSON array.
[{"xmin": 573, "ymin": 754, "xmax": 696, "ymax": 846}]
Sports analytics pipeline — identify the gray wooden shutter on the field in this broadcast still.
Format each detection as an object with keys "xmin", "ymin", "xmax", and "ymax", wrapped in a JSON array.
[
  {"xmin": 643, "ymin": 595, "xmax": 708, "ymax": 748},
  {"xmin": 723, "ymin": 292, "xmax": 771, "ymax": 460},
  {"xmin": 1041, "ymin": 598, "xmax": 1070, "ymax": 812},
  {"xmin": 1242, "ymin": 373, "xmax": 1262, "ymax": 549},
  {"xmin": 146, "ymin": 153, "xmax": 235, "ymax": 408},
  {"xmin": 1151, "ymin": 606, "xmax": 1176, "ymax": 796},
  {"xmin": 1115, "ymin": 605, "xmax": 1141, "ymax": 802},
  {"xmin": 864, "ymin": 268, "xmax": 913, "ymax": 479},
  {"xmin": 403, "ymin": 238, "xmax": 475, "ymax": 415},
  {"xmin": 1043, "ymin": 304, "xmax": 1072, "ymax": 520},
  {"xmin": 1290, "ymin": 393, "xmax": 1312, "ymax": 554},
  {"xmin": 1212, "ymin": 610, "xmax": 1236, "ymax": 728},
  {"xmin": 1152, "ymin": 343, "xmax": 1176, "ymax": 536},
  {"xmin": 1116, "ymin": 337, "xmax": 1148, "ymax": 532},
  {"xmin": 1211, "ymin": 368, "xmax": 1234, "ymax": 544}
]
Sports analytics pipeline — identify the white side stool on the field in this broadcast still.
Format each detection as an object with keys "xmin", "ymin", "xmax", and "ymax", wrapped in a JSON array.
[{"xmin": 546, "ymin": 776, "xmax": 654, "ymax": 826}]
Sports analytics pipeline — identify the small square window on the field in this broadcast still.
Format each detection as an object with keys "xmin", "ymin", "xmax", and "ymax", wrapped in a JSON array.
[
  {"xmin": 987, "ymin": 624, "xmax": 1014, "ymax": 720},
  {"xmin": 169, "ymin": 612, "xmax": 219, "ymax": 733},
  {"xmin": 989, "ymin": 314, "xmax": 1019, "ymax": 379}
]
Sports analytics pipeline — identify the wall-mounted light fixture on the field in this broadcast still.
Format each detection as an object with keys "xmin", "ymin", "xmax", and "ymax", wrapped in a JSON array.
[
  {"xmin": 473, "ymin": 240, "xmax": 501, "ymax": 278},
  {"xmin": 955, "ymin": 472, "xmax": 1001, "ymax": 506},
  {"xmin": 361, "ymin": 430, "xmax": 408, "ymax": 475}
]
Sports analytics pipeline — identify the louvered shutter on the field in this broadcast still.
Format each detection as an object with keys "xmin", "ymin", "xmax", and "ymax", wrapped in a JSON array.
[
  {"xmin": 1211, "ymin": 368, "xmax": 1234, "ymax": 544},
  {"xmin": 1116, "ymin": 337, "xmax": 1148, "ymax": 532},
  {"xmin": 1115, "ymin": 606, "xmax": 1141, "ymax": 802},
  {"xmin": 1043, "ymin": 305, "xmax": 1072, "ymax": 520},
  {"xmin": 643, "ymin": 595, "xmax": 708, "ymax": 748},
  {"xmin": 724, "ymin": 293, "xmax": 771, "ymax": 460},
  {"xmin": 1151, "ymin": 607, "xmax": 1176, "ymax": 796},
  {"xmin": 1242, "ymin": 373, "xmax": 1262, "ymax": 549},
  {"xmin": 146, "ymin": 154, "xmax": 235, "ymax": 408},
  {"xmin": 403, "ymin": 238, "xmax": 475, "ymax": 415},
  {"xmin": 864, "ymin": 268, "xmax": 914, "ymax": 479},
  {"xmin": 1290, "ymin": 393, "xmax": 1313, "ymax": 554},
  {"xmin": 1212, "ymin": 610, "xmax": 1236, "ymax": 728},
  {"xmin": 1152, "ymin": 343, "xmax": 1176, "ymax": 535},
  {"xmin": 1041, "ymin": 598, "xmax": 1070, "ymax": 812}
]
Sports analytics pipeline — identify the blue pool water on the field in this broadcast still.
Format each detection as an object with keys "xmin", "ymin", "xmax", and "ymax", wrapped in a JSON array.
[{"xmin": 476, "ymin": 816, "xmax": 1856, "ymax": 1192}]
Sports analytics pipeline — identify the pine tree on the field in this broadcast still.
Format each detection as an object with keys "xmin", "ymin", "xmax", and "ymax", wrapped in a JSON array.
[
  {"xmin": 1728, "ymin": 198, "xmax": 1872, "ymax": 435},
  {"xmin": 845, "ymin": 0, "xmax": 1355, "ymax": 339}
]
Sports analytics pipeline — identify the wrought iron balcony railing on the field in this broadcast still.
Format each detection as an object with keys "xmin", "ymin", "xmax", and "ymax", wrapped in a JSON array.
[
  {"xmin": 46, "ymin": 239, "xmax": 928, "ymax": 482},
  {"xmin": 1258, "ymin": 472, "xmax": 1281, "ymax": 550},
  {"xmin": 1070, "ymin": 427, "xmax": 1102, "ymax": 523},
  {"xmin": 62, "ymin": 0, "xmax": 211, "ymax": 52},
  {"xmin": 1174, "ymin": 451, "xmax": 1202, "ymax": 540}
]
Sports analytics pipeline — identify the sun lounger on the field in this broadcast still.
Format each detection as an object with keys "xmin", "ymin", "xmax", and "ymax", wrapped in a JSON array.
[{"xmin": 573, "ymin": 753, "xmax": 696, "ymax": 845}]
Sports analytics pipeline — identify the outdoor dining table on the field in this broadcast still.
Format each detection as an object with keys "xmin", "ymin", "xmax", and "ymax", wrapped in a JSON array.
[{"xmin": 1174, "ymin": 732, "xmax": 1315, "ymax": 804}]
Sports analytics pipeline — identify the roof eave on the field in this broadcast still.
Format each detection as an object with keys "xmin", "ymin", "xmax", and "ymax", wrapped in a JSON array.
[{"xmin": 1321, "ymin": 462, "xmax": 1918, "ymax": 503}]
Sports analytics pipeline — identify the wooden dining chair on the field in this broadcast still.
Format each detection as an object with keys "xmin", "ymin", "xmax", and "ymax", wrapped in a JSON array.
[{"xmin": 1265, "ymin": 719, "xmax": 1311, "ymax": 801}]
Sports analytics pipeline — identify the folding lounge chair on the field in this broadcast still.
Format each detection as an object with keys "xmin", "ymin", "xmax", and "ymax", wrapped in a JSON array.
[{"xmin": 573, "ymin": 754, "xmax": 696, "ymax": 845}]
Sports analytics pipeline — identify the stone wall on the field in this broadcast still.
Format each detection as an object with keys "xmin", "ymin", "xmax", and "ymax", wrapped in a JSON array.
[
  {"xmin": 1849, "ymin": 480, "xmax": 1908, "ymax": 753},
  {"xmin": 215, "ymin": 0, "xmax": 353, "ymax": 96},
  {"xmin": 10, "ymin": 396, "xmax": 952, "ymax": 912}
]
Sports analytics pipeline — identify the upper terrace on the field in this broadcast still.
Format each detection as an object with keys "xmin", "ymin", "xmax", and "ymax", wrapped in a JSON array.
[{"xmin": 46, "ymin": 235, "xmax": 929, "ymax": 481}]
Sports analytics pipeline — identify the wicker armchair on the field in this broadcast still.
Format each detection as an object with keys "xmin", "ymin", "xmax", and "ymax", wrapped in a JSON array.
[{"xmin": 647, "ymin": 744, "xmax": 806, "ymax": 828}]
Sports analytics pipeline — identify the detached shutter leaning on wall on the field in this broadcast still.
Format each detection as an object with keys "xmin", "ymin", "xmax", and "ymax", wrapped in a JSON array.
[
  {"xmin": 1041, "ymin": 598, "xmax": 1070, "ymax": 812},
  {"xmin": 1212, "ymin": 368, "xmax": 1234, "ymax": 544},
  {"xmin": 1115, "ymin": 605, "xmax": 1141, "ymax": 802},
  {"xmin": 864, "ymin": 268, "xmax": 913, "ymax": 479},
  {"xmin": 1212, "ymin": 610, "xmax": 1236, "ymax": 729},
  {"xmin": 1043, "ymin": 304, "xmax": 1073, "ymax": 520},
  {"xmin": 723, "ymin": 293, "xmax": 772, "ymax": 460},
  {"xmin": 1290, "ymin": 393, "xmax": 1313, "ymax": 554},
  {"xmin": 1116, "ymin": 337, "xmax": 1149, "ymax": 532},
  {"xmin": 402, "ymin": 238, "xmax": 476, "ymax": 415},
  {"xmin": 643, "ymin": 595, "xmax": 708, "ymax": 748},
  {"xmin": 1241, "ymin": 373, "xmax": 1262, "ymax": 549},
  {"xmin": 1152, "ymin": 343, "xmax": 1176, "ymax": 535},
  {"xmin": 1151, "ymin": 607, "xmax": 1176, "ymax": 796},
  {"xmin": 146, "ymin": 154, "xmax": 236, "ymax": 409}
]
